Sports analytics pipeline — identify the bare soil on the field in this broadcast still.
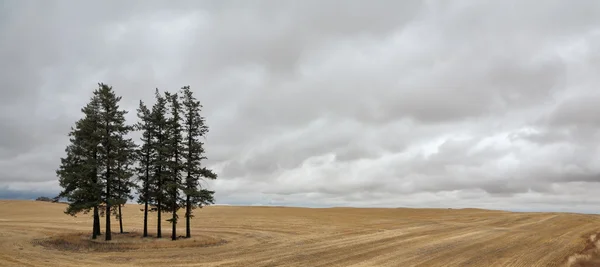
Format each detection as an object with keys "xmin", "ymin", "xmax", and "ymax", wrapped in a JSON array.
[{"xmin": 1, "ymin": 200, "xmax": 599, "ymax": 266}]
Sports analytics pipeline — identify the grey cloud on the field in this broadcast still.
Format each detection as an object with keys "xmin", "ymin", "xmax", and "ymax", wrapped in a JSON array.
[
  {"xmin": 230, "ymin": 7, "xmax": 570, "ymax": 128},
  {"xmin": 184, "ymin": 0, "xmax": 424, "ymax": 74},
  {"xmin": 548, "ymin": 94, "xmax": 600, "ymax": 127},
  {"xmin": 219, "ymin": 119, "xmax": 357, "ymax": 178},
  {"xmin": 2, "ymin": 1, "xmax": 600, "ymax": 211},
  {"xmin": 0, "ymin": 119, "xmax": 32, "ymax": 158},
  {"xmin": 334, "ymin": 143, "xmax": 385, "ymax": 163}
]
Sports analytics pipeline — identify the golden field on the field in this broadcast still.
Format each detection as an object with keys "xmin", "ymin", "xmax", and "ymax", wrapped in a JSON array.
[{"xmin": 1, "ymin": 200, "xmax": 600, "ymax": 267}]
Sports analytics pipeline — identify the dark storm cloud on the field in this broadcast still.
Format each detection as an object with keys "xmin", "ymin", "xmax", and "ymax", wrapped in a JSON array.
[{"xmin": 2, "ymin": 0, "xmax": 600, "ymax": 211}]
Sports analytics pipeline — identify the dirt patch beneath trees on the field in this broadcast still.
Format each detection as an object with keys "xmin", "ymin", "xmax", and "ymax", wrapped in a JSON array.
[{"xmin": 33, "ymin": 232, "xmax": 226, "ymax": 252}]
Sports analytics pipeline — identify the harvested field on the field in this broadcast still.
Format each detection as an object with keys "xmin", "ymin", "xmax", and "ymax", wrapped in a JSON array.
[{"xmin": 0, "ymin": 200, "xmax": 599, "ymax": 266}]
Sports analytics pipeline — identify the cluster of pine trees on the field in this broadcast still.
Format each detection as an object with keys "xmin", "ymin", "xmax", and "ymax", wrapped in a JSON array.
[{"xmin": 56, "ymin": 83, "xmax": 216, "ymax": 241}]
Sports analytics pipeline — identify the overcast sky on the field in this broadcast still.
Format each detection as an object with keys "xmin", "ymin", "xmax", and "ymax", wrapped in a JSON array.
[{"xmin": 2, "ymin": 0, "xmax": 600, "ymax": 212}]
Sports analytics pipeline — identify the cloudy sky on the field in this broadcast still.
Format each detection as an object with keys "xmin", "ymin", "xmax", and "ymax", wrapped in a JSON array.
[{"xmin": 2, "ymin": 0, "xmax": 600, "ymax": 213}]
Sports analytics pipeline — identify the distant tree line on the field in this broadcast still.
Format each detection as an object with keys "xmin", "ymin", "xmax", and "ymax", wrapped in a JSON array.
[
  {"xmin": 56, "ymin": 83, "xmax": 216, "ymax": 241},
  {"xmin": 35, "ymin": 196, "xmax": 56, "ymax": 202}
]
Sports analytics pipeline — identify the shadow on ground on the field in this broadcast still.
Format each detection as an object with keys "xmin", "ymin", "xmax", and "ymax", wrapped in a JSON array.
[{"xmin": 32, "ymin": 232, "xmax": 227, "ymax": 252}]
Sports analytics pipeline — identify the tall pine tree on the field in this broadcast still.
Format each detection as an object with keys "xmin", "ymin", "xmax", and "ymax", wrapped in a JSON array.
[
  {"xmin": 57, "ymin": 94, "xmax": 103, "ymax": 239},
  {"xmin": 150, "ymin": 89, "xmax": 169, "ymax": 239},
  {"xmin": 165, "ymin": 92, "xmax": 184, "ymax": 240},
  {"xmin": 180, "ymin": 86, "xmax": 217, "ymax": 238},
  {"xmin": 135, "ymin": 100, "xmax": 154, "ymax": 237},
  {"xmin": 95, "ymin": 83, "xmax": 133, "ymax": 241}
]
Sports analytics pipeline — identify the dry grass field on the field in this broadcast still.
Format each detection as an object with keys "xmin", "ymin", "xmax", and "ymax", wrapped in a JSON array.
[{"xmin": 1, "ymin": 200, "xmax": 600, "ymax": 267}]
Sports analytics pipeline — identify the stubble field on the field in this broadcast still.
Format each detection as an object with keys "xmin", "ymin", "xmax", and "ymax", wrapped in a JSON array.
[{"xmin": 1, "ymin": 200, "xmax": 600, "ymax": 267}]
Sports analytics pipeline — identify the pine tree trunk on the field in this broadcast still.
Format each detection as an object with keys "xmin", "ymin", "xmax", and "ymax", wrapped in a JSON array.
[
  {"xmin": 172, "ymin": 209, "xmax": 177, "ymax": 241},
  {"xmin": 117, "ymin": 162, "xmax": 124, "ymax": 235},
  {"xmin": 105, "ymin": 192, "xmax": 112, "ymax": 240},
  {"xmin": 172, "ymin": 136, "xmax": 179, "ymax": 241},
  {"xmin": 92, "ymin": 210, "xmax": 97, "ymax": 240},
  {"xmin": 186, "ymin": 195, "xmax": 191, "ymax": 238},
  {"xmin": 157, "ymin": 199, "xmax": 162, "ymax": 238},
  {"xmin": 105, "ymin": 154, "xmax": 112, "ymax": 240},
  {"xmin": 172, "ymin": 194, "xmax": 177, "ymax": 241},
  {"xmin": 93, "ymin": 150, "xmax": 101, "ymax": 238},
  {"xmin": 94, "ymin": 208, "xmax": 101, "ymax": 236},
  {"xmin": 92, "ymin": 206, "xmax": 100, "ymax": 239},
  {"xmin": 105, "ymin": 198, "xmax": 112, "ymax": 241},
  {"xmin": 143, "ymin": 200, "xmax": 148, "ymax": 237},
  {"xmin": 156, "ymin": 130, "xmax": 162, "ymax": 239},
  {"xmin": 157, "ymin": 168, "xmax": 162, "ymax": 239},
  {"xmin": 186, "ymin": 123, "xmax": 193, "ymax": 239},
  {"xmin": 118, "ymin": 204, "xmax": 124, "ymax": 234},
  {"xmin": 105, "ymin": 117, "xmax": 112, "ymax": 241},
  {"xmin": 143, "ymin": 148, "xmax": 150, "ymax": 238}
]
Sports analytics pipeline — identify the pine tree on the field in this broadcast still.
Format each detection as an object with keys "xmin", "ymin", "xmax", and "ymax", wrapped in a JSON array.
[
  {"xmin": 165, "ymin": 92, "xmax": 184, "ymax": 240},
  {"xmin": 56, "ymin": 94, "xmax": 103, "ymax": 239},
  {"xmin": 95, "ymin": 83, "xmax": 133, "ymax": 241},
  {"xmin": 150, "ymin": 89, "xmax": 169, "ymax": 239},
  {"xmin": 135, "ymin": 100, "xmax": 154, "ymax": 237},
  {"xmin": 180, "ymin": 86, "xmax": 217, "ymax": 238}
]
